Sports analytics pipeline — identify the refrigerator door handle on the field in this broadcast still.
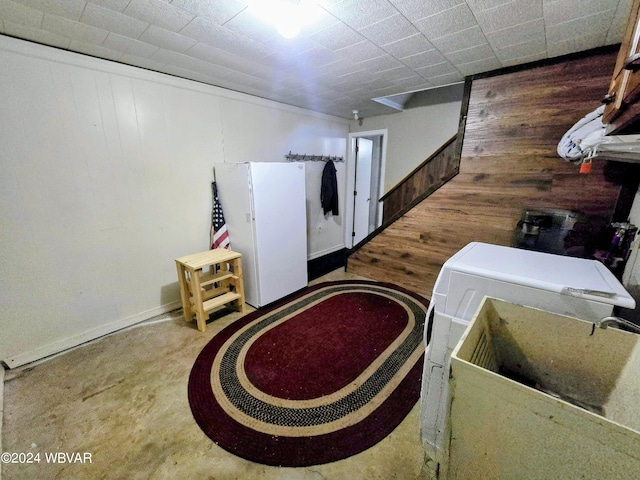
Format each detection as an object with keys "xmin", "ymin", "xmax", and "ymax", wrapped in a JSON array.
[{"xmin": 247, "ymin": 169, "xmax": 256, "ymax": 221}]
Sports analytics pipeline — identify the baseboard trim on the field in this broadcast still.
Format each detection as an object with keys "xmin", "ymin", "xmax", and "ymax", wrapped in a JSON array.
[
  {"xmin": 2, "ymin": 301, "xmax": 182, "ymax": 369},
  {"xmin": 308, "ymin": 248, "xmax": 349, "ymax": 281},
  {"xmin": 308, "ymin": 244, "xmax": 346, "ymax": 261}
]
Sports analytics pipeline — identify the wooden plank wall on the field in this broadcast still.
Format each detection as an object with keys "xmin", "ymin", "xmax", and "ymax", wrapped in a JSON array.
[
  {"xmin": 380, "ymin": 135, "xmax": 458, "ymax": 225},
  {"xmin": 348, "ymin": 49, "xmax": 640, "ymax": 298}
]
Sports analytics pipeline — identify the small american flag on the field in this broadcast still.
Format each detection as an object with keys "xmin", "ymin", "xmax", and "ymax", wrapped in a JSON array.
[{"xmin": 210, "ymin": 182, "xmax": 230, "ymax": 249}]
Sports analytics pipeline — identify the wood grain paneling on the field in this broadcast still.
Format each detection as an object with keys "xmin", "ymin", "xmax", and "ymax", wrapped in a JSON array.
[
  {"xmin": 381, "ymin": 135, "xmax": 458, "ymax": 224},
  {"xmin": 348, "ymin": 49, "xmax": 640, "ymax": 298}
]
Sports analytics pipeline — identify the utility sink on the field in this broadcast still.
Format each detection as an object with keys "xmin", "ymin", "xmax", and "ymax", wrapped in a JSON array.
[{"xmin": 446, "ymin": 297, "xmax": 640, "ymax": 480}]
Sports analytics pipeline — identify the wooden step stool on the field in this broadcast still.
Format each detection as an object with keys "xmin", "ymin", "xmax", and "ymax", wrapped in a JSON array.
[{"xmin": 175, "ymin": 248, "xmax": 246, "ymax": 332}]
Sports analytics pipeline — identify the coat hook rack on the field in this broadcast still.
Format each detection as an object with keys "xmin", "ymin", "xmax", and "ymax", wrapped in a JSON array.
[{"xmin": 285, "ymin": 151, "xmax": 344, "ymax": 162}]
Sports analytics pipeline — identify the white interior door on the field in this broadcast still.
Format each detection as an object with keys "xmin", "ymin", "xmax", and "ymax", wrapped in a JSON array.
[{"xmin": 352, "ymin": 137, "xmax": 373, "ymax": 246}]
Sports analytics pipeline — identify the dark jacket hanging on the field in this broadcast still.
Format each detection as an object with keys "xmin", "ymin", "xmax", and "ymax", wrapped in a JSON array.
[{"xmin": 321, "ymin": 160, "xmax": 339, "ymax": 216}]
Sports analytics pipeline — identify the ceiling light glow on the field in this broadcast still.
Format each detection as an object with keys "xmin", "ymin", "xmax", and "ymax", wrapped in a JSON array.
[{"xmin": 246, "ymin": 0, "xmax": 320, "ymax": 39}]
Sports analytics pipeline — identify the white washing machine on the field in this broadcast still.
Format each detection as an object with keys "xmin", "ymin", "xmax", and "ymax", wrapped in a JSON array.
[{"xmin": 420, "ymin": 242, "xmax": 635, "ymax": 462}]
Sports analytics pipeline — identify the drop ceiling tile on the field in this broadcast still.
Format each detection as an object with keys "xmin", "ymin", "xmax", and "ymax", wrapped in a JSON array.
[
  {"xmin": 103, "ymin": 32, "xmax": 159, "ymax": 58},
  {"xmin": 357, "ymin": 77, "xmax": 393, "ymax": 93},
  {"xmin": 494, "ymin": 37, "xmax": 546, "ymax": 62},
  {"xmin": 607, "ymin": 0, "xmax": 632, "ymax": 43},
  {"xmin": 152, "ymin": 47, "xmax": 232, "ymax": 78},
  {"xmin": 323, "ymin": 74, "xmax": 367, "ymax": 92},
  {"xmin": 68, "ymin": 38, "xmax": 124, "ymax": 61},
  {"xmin": 400, "ymin": 49, "xmax": 447, "ymax": 69},
  {"xmin": 374, "ymin": 64, "xmax": 418, "ymax": 81},
  {"xmin": 87, "ymin": 0, "xmax": 131, "ymax": 13},
  {"xmin": 265, "ymin": 80, "xmax": 301, "ymax": 95},
  {"xmin": 0, "ymin": 0, "xmax": 44, "ymax": 29},
  {"xmin": 185, "ymin": 42, "xmax": 259, "ymax": 74},
  {"xmin": 170, "ymin": 0, "xmax": 246, "ymax": 25},
  {"xmin": 381, "ymin": 33, "xmax": 434, "ymax": 58},
  {"xmin": 42, "ymin": 14, "xmax": 110, "ymax": 44},
  {"xmin": 544, "ymin": 0, "xmax": 620, "ymax": 26},
  {"xmin": 445, "ymin": 43, "xmax": 496, "ymax": 65},
  {"xmin": 473, "ymin": 0, "xmax": 543, "ymax": 34},
  {"xmin": 414, "ymin": 3, "xmax": 478, "ymax": 40},
  {"xmin": 266, "ymin": 36, "xmax": 320, "ymax": 59},
  {"xmin": 255, "ymin": 53, "xmax": 324, "ymax": 78},
  {"xmin": 12, "ymin": 0, "xmax": 85, "ymax": 21},
  {"xmin": 248, "ymin": 65, "xmax": 299, "ymax": 87},
  {"xmin": 455, "ymin": 56, "xmax": 502, "ymax": 75},
  {"xmin": 334, "ymin": 40, "xmax": 387, "ymax": 63},
  {"xmin": 221, "ymin": 7, "xmax": 281, "ymax": 44},
  {"xmin": 159, "ymin": 64, "xmax": 220, "ymax": 85},
  {"xmin": 246, "ymin": 75, "xmax": 287, "ymax": 93},
  {"xmin": 415, "ymin": 63, "xmax": 460, "ymax": 82},
  {"xmin": 466, "ymin": 0, "xmax": 514, "ymax": 10},
  {"xmin": 414, "ymin": 60, "xmax": 458, "ymax": 77},
  {"xmin": 123, "ymin": 0, "xmax": 195, "ymax": 33},
  {"xmin": 499, "ymin": 49, "xmax": 546, "ymax": 67},
  {"xmin": 277, "ymin": 75, "xmax": 322, "ymax": 91},
  {"xmin": 322, "ymin": 0, "xmax": 398, "ymax": 30},
  {"xmin": 428, "ymin": 71, "xmax": 464, "ymax": 85},
  {"xmin": 316, "ymin": 0, "xmax": 350, "ymax": 8},
  {"xmin": 219, "ymin": 68, "xmax": 265, "ymax": 86},
  {"xmin": 484, "ymin": 18, "xmax": 544, "ymax": 49},
  {"xmin": 138, "ymin": 25, "xmax": 197, "ymax": 53},
  {"xmin": 546, "ymin": 10, "xmax": 613, "ymax": 44},
  {"xmin": 547, "ymin": 30, "xmax": 608, "ymax": 58},
  {"xmin": 256, "ymin": 51, "xmax": 304, "ymax": 70},
  {"xmin": 180, "ymin": 17, "xmax": 272, "ymax": 60},
  {"xmin": 0, "ymin": 0, "xmax": 632, "ymax": 120},
  {"xmin": 358, "ymin": 13, "xmax": 419, "ymax": 45},
  {"xmin": 309, "ymin": 21, "xmax": 365, "ymax": 51},
  {"xmin": 614, "ymin": 0, "xmax": 634, "ymax": 20},
  {"xmin": 391, "ymin": 75, "xmax": 434, "ymax": 91},
  {"xmin": 312, "ymin": 88, "xmax": 346, "ymax": 102},
  {"xmin": 356, "ymin": 54, "xmax": 405, "ymax": 72},
  {"xmin": 4, "ymin": 19, "xmax": 70, "ymax": 48},
  {"xmin": 430, "ymin": 25, "xmax": 487, "ymax": 54},
  {"xmin": 390, "ymin": 0, "xmax": 465, "ymax": 21},
  {"xmin": 250, "ymin": 60, "xmax": 298, "ymax": 81},
  {"xmin": 331, "ymin": 82, "xmax": 370, "ymax": 97},
  {"xmin": 367, "ymin": 84, "xmax": 406, "ymax": 100},
  {"xmin": 309, "ymin": 58, "xmax": 366, "ymax": 79},
  {"xmin": 299, "ymin": 7, "xmax": 342, "ymax": 36},
  {"xmin": 289, "ymin": 45, "xmax": 342, "ymax": 68},
  {"xmin": 81, "ymin": 2, "xmax": 150, "ymax": 39},
  {"xmin": 338, "ymin": 67, "xmax": 374, "ymax": 82}
]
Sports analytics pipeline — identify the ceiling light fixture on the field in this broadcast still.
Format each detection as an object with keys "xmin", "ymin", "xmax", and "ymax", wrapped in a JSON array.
[
  {"xmin": 246, "ymin": 0, "xmax": 320, "ymax": 39},
  {"xmin": 353, "ymin": 110, "xmax": 363, "ymax": 125}
]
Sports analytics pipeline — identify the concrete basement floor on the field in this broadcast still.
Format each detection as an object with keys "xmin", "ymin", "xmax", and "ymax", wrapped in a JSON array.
[{"xmin": 1, "ymin": 270, "xmax": 436, "ymax": 480}]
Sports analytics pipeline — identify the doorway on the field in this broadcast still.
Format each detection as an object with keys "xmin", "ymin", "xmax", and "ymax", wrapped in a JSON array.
[{"xmin": 346, "ymin": 130, "xmax": 387, "ymax": 248}]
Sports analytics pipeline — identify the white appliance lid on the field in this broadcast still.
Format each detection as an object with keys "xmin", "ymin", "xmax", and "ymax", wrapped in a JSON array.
[{"xmin": 447, "ymin": 242, "xmax": 635, "ymax": 309}]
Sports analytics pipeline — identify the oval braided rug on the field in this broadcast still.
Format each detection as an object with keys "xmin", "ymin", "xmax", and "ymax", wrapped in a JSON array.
[{"xmin": 188, "ymin": 280, "xmax": 428, "ymax": 467}]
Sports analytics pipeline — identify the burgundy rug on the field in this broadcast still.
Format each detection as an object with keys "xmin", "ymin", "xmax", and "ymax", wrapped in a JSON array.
[{"xmin": 188, "ymin": 280, "xmax": 428, "ymax": 467}]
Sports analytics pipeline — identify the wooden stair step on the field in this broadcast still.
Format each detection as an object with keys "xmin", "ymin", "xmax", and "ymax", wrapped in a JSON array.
[
  {"xmin": 200, "ymin": 271, "xmax": 237, "ymax": 287},
  {"xmin": 202, "ymin": 292, "xmax": 241, "ymax": 312}
]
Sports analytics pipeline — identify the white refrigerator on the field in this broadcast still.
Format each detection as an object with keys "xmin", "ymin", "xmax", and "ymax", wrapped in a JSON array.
[
  {"xmin": 420, "ymin": 242, "xmax": 636, "ymax": 462},
  {"xmin": 214, "ymin": 162, "xmax": 308, "ymax": 308}
]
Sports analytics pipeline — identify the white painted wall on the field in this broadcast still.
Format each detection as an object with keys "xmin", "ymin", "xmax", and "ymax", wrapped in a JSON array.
[
  {"xmin": 216, "ymin": 97, "xmax": 347, "ymax": 259},
  {"xmin": 349, "ymin": 93, "xmax": 462, "ymax": 194},
  {"xmin": 0, "ymin": 36, "xmax": 348, "ymax": 367}
]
